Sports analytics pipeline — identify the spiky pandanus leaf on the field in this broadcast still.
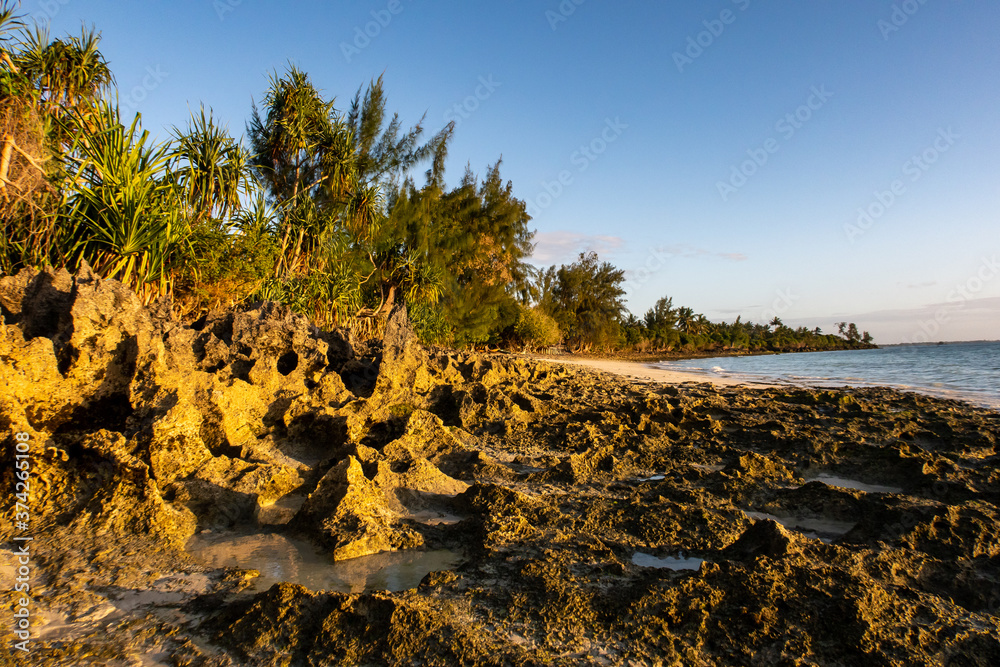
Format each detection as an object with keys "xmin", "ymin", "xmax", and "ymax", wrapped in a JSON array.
[
  {"xmin": 172, "ymin": 107, "xmax": 251, "ymax": 223},
  {"xmin": 60, "ymin": 102, "xmax": 187, "ymax": 301}
]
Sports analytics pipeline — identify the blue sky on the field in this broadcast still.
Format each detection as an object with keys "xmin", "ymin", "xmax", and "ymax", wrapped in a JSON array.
[{"xmin": 33, "ymin": 0, "xmax": 1000, "ymax": 343}]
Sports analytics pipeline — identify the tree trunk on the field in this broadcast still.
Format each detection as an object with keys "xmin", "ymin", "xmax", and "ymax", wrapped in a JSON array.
[
  {"xmin": 273, "ymin": 164, "xmax": 302, "ymax": 278},
  {"xmin": 0, "ymin": 52, "xmax": 17, "ymax": 73},
  {"xmin": 0, "ymin": 135, "xmax": 14, "ymax": 197},
  {"xmin": 376, "ymin": 284, "xmax": 396, "ymax": 317},
  {"xmin": 354, "ymin": 283, "xmax": 397, "ymax": 319},
  {"xmin": 290, "ymin": 226, "xmax": 307, "ymax": 274}
]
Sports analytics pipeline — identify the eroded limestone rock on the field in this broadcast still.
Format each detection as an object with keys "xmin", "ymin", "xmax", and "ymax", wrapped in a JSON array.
[{"xmin": 295, "ymin": 456, "xmax": 422, "ymax": 560}]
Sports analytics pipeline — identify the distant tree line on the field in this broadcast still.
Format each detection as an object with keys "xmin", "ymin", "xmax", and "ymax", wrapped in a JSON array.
[
  {"xmin": 0, "ymin": 7, "xmax": 874, "ymax": 354},
  {"xmin": 506, "ymin": 252, "xmax": 875, "ymax": 354}
]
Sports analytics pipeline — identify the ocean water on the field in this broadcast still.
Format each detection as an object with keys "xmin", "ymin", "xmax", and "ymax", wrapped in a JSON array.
[{"xmin": 656, "ymin": 341, "xmax": 1000, "ymax": 411}]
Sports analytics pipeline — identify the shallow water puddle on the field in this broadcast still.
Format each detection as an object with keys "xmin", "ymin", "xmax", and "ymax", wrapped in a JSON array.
[
  {"xmin": 185, "ymin": 532, "xmax": 460, "ymax": 594},
  {"xmin": 744, "ymin": 511, "xmax": 856, "ymax": 544},
  {"xmin": 802, "ymin": 475, "xmax": 903, "ymax": 494},
  {"xmin": 406, "ymin": 509, "xmax": 463, "ymax": 525},
  {"xmin": 631, "ymin": 552, "xmax": 704, "ymax": 571},
  {"xmin": 636, "ymin": 474, "xmax": 666, "ymax": 482}
]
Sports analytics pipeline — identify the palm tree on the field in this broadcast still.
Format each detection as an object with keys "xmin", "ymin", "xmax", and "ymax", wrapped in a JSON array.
[
  {"xmin": 247, "ymin": 66, "xmax": 452, "ymax": 328},
  {"xmin": 0, "ymin": 1, "xmax": 23, "ymax": 69},
  {"xmin": 676, "ymin": 306, "xmax": 695, "ymax": 333},
  {"xmin": 172, "ymin": 107, "xmax": 251, "ymax": 224},
  {"xmin": 2, "ymin": 8, "xmax": 112, "ymax": 271}
]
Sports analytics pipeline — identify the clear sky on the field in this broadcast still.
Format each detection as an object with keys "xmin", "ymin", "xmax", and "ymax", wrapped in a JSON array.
[{"xmin": 33, "ymin": 0, "xmax": 1000, "ymax": 343}]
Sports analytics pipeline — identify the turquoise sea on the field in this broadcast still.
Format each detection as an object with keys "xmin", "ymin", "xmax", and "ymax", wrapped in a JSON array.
[{"xmin": 656, "ymin": 341, "xmax": 1000, "ymax": 411}]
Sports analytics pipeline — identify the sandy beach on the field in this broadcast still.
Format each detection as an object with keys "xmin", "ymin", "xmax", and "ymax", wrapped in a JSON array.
[{"xmin": 532, "ymin": 355, "xmax": 778, "ymax": 387}]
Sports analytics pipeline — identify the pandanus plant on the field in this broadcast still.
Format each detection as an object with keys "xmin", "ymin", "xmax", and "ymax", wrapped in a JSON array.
[
  {"xmin": 15, "ymin": 22, "xmax": 113, "ymax": 149},
  {"xmin": 60, "ymin": 101, "xmax": 188, "ymax": 303},
  {"xmin": 247, "ymin": 67, "xmax": 450, "ymax": 328},
  {"xmin": 172, "ymin": 106, "xmax": 252, "ymax": 225},
  {"xmin": 1, "ymin": 4, "xmax": 114, "ymax": 272}
]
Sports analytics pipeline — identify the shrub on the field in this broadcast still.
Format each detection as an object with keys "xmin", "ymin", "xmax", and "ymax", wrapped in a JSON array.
[{"xmin": 513, "ymin": 305, "xmax": 561, "ymax": 351}]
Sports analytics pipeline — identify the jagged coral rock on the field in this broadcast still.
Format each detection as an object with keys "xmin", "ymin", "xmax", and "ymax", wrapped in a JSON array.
[
  {"xmin": 17, "ymin": 429, "xmax": 199, "ymax": 548},
  {"xmin": 724, "ymin": 519, "xmax": 805, "ymax": 560},
  {"xmin": 172, "ymin": 456, "xmax": 303, "ymax": 529},
  {"xmin": 0, "ymin": 263, "xmax": 154, "ymax": 432},
  {"xmin": 190, "ymin": 302, "xmax": 345, "ymax": 393},
  {"xmin": 380, "ymin": 409, "xmax": 481, "ymax": 475},
  {"xmin": 296, "ymin": 456, "xmax": 422, "ymax": 560},
  {"xmin": 373, "ymin": 302, "xmax": 435, "ymax": 400},
  {"xmin": 372, "ymin": 457, "xmax": 470, "ymax": 514},
  {"xmin": 144, "ymin": 399, "xmax": 213, "ymax": 485}
]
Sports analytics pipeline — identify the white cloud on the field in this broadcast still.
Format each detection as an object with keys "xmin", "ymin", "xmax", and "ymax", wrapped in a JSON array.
[
  {"xmin": 656, "ymin": 244, "xmax": 748, "ymax": 262},
  {"xmin": 530, "ymin": 231, "xmax": 625, "ymax": 264}
]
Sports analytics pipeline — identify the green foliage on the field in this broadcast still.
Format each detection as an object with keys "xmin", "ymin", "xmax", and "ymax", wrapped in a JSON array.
[
  {"xmin": 512, "ymin": 305, "xmax": 561, "ymax": 351},
  {"xmin": 173, "ymin": 107, "xmax": 251, "ymax": 223},
  {"xmin": 408, "ymin": 300, "xmax": 451, "ymax": 345},
  {"xmin": 541, "ymin": 252, "xmax": 626, "ymax": 350},
  {"xmin": 390, "ymin": 160, "xmax": 533, "ymax": 347},
  {"xmin": 0, "ymin": 10, "xmax": 878, "ymax": 355},
  {"xmin": 59, "ymin": 102, "xmax": 188, "ymax": 300}
]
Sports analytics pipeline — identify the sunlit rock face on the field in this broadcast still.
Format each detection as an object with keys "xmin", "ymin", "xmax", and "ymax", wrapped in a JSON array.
[{"xmin": 2, "ymin": 266, "xmax": 999, "ymax": 665}]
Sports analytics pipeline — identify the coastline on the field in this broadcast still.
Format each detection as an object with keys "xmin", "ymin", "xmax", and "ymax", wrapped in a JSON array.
[
  {"xmin": 4, "ymin": 266, "xmax": 998, "ymax": 664},
  {"xmin": 534, "ymin": 345, "xmax": 1000, "ymax": 413},
  {"xmin": 531, "ymin": 355, "xmax": 779, "ymax": 387}
]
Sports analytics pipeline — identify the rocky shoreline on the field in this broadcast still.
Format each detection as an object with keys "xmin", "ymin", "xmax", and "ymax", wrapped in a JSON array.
[{"xmin": 1, "ymin": 266, "xmax": 998, "ymax": 666}]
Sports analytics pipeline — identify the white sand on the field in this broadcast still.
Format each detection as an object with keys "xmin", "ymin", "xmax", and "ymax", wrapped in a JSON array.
[{"xmin": 532, "ymin": 356, "xmax": 777, "ymax": 388}]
